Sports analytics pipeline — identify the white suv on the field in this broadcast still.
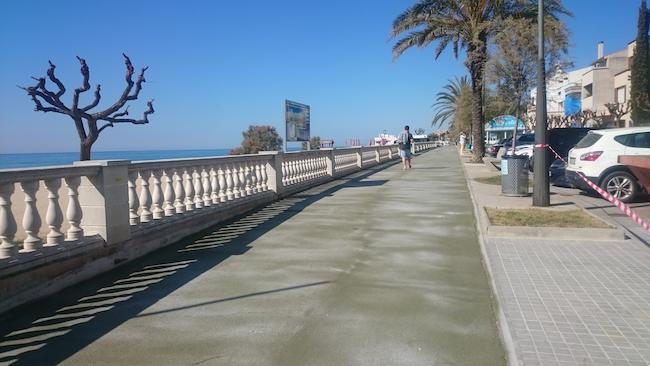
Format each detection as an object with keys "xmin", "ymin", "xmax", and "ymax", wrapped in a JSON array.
[{"xmin": 566, "ymin": 127, "xmax": 650, "ymax": 203}]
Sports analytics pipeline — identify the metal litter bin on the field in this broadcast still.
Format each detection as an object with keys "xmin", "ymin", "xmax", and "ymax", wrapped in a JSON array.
[{"xmin": 501, "ymin": 155, "xmax": 529, "ymax": 196}]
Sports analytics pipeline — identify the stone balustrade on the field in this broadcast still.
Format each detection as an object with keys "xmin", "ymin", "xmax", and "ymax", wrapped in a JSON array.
[
  {"xmin": 0, "ymin": 165, "xmax": 100, "ymax": 259},
  {"xmin": 127, "ymin": 155, "xmax": 273, "ymax": 230},
  {"xmin": 0, "ymin": 142, "xmax": 437, "ymax": 312}
]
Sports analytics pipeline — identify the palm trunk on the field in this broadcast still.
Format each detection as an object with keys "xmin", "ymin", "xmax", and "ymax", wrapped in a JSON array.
[{"xmin": 467, "ymin": 39, "xmax": 487, "ymax": 163}]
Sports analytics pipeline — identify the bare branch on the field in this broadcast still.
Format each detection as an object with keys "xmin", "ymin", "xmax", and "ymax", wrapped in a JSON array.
[
  {"xmin": 97, "ymin": 122, "xmax": 114, "ymax": 135},
  {"xmin": 126, "ymin": 66, "xmax": 148, "ymax": 101},
  {"xmin": 99, "ymin": 99, "xmax": 154, "ymax": 125},
  {"xmin": 93, "ymin": 54, "xmax": 138, "ymax": 119},
  {"xmin": 72, "ymin": 56, "xmax": 91, "ymax": 112},
  {"xmin": 111, "ymin": 105, "xmax": 129, "ymax": 118},
  {"xmin": 20, "ymin": 78, "xmax": 69, "ymax": 114},
  {"xmin": 47, "ymin": 60, "xmax": 66, "ymax": 97},
  {"xmin": 82, "ymin": 84, "xmax": 102, "ymax": 112}
]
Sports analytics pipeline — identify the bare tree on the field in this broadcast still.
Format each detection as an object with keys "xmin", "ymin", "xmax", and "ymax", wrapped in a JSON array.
[
  {"xmin": 20, "ymin": 54, "xmax": 154, "ymax": 160},
  {"xmin": 605, "ymin": 102, "xmax": 632, "ymax": 127}
]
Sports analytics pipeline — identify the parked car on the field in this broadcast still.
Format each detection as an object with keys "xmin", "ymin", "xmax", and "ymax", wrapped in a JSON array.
[
  {"xmin": 505, "ymin": 128, "xmax": 594, "ymax": 171},
  {"xmin": 486, "ymin": 138, "xmax": 509, "ymax": 157},
  {"xmin": 503, "ymin": 133, "xmax": 535, "ymax": 152},
  {"xmin": 566, "ymin": 127, "xmax": 650, "ymax": 202},
  {"xmin": 549, "ymin": 158, "xmax": 570, "ymax": 187}
]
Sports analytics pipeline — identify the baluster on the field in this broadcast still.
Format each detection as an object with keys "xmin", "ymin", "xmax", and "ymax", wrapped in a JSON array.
[
  {"xmin": 210, "ymin": 166, "xmax": 219, "ymax": 204},
  {"xmin": 302, "ymin": 159, "xmax": 308, "ymax": 181},
  {"xmin": 64, "ymin": 176, "xmax": 84, "ymax": 240},
  {"xmin": 281, "ymin": 161, "xmax": 288, "ymax": 186},
  {"xmin": 0, "ymin": 183, "xmax": 18, "ymax": 258},
  {"xmin": 193, "ymin": 167, "xmax": 203, "ymax": 209},
  {"xmin": 20, "ymin": 180, "xmax": 42, "ymax": 252},
  {"xmin": 128, "ymin": 171, "xmax": 140, "ymax": 225},
  {"xmin": 292, "ymin": 159, "xmax": 298, "ymax": 183},
  {"xmin": 296, "ymin": 159, "xmax": 302, "ymax": 182},
  {"xmin": 173, "ymin": 169, "xmax": 185, "ymax": 214},
  {"xmin": 320, "ymin": 157, "xmax": 325, "ymax": 176},
  {"xmin": 305, "ymin": 158, "xmax": 312, "ymax": 180},
  {"xmin": 253, "ymin": 162, "xmax": 261, "ymax": 193},
  {"xmin": 163, "ymin": 169, "xmax": 176, "ymax": 217},
  {"xmin": 151, "ymin": 170, "xmax": 164, "ymax": 220},
  {"xmin": 286, "ymin": 160, "xmax": 293, "ymax": 185},
  {"xmin": 218, "ymin": 166, "xmax": 227, "ymax": 202},
  {"xmin": 238, "ymin": 163, "xmax": 248, "ymax": 197},
  {"xmin": 244, "ymin": 163, "xmax": 252, "ymax": 196},
  {"xmin": 44, "ymin": 178, "xmax": 64, "ymax": 246},
  {"xmin": 138, "ymin": 171, "xmax": 153, "ymax": 223},
  {"xmin": 231, "ymin": 164, "xmax": 241, "ymax": 199},
  {"xmin": 183, "ymin": 168, "xmax": 195, "ymax": 211},
  {"xmin": 225, "ymin": 165, "xmax": 234, "ymax": 200},
  {"xmin": 260, "ymin": 163, "xmax": 268, "ymax": 191},
  {"xmin": 201, "ymin": 166, "xmax": 211, "ymax": 207}
]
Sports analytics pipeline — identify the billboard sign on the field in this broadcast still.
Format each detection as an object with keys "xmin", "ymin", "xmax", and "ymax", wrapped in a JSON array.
[{"xmin": 285, "ymin": 100, "xmax": 310, "ymax": 142}]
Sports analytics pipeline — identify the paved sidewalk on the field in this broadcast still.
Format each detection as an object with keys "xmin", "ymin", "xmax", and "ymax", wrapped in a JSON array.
[
  {"xmin": 0, "ymin": 147, "xmax": 504, "ymax": 366},
  {"xmin": 462, "ymin": 155, "xmax": 650, "ymax": 366}
]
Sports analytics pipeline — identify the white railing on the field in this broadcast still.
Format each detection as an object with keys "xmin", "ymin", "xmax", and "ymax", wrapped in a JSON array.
[
  {"xmin": 282, "ymin": 150, "xmax": 328, "ymax": 188},
  {"xmin": 0, "ymin": 142, "xmax": 437, "ymax": 263},
  {"xmin": 127, "ymin": 155, "xmax": 272, "ymax": 229},
  {"xmin": 0, "ymin": 165, "xmax": 100, "ymax": 259}
]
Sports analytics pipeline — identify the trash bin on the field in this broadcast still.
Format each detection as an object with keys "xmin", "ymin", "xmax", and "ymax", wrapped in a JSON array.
[{"xmin": 501, "ymin": 155, "xmax": 529, "ymax": 196}]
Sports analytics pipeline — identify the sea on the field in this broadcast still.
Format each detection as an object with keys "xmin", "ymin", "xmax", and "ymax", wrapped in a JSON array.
[{"xmin": 0, "ymin": 149, "xmax": 233, "ymax": 170}]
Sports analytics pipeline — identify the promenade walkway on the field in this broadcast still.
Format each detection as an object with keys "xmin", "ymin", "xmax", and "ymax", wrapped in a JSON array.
[{"xmin": 0, "ymin": 147, "xmax": 505, "ymax": 365}]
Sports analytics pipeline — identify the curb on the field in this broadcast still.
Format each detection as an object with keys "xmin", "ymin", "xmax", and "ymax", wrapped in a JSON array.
[{"xmin": 459, "ymin": 155, "xmax": 519, "ymax": 366}]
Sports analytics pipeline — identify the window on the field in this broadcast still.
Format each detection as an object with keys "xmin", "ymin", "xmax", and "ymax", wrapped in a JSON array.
[
  {"xmin": 615, "ymin": 86, "xmax": 627, "ymax": 103},
  {"xmin": 575, "ymin": 133, "xmax": 602, "ymax": 148},
  {"xmin": 614, "ymin": 133, "xmax": 650, "ymax": 148},
  {"xmin": 584, "ymin": 84, "xmax": 593, "ymax": 98}
]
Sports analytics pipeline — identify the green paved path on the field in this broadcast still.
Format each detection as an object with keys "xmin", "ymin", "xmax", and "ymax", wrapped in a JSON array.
[{"xmin": 0, "ymin": 147, "xmax": 505, "ymax": 366}]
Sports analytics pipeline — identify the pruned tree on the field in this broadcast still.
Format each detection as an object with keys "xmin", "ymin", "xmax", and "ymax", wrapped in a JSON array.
[
  {"xmin": 230, "ymin": 125, "xmax": 283, "ymax": 155},
  {"xmin": 20, "ymin": 54, "xmax": 154, "ymax": 160},
  {"xmin": 605, "ymin": 102, "xmax": 632, "ymax": 127},
  {"xmin": 309, "ymin": 136, "xmax": 321, "ymax": 150}
]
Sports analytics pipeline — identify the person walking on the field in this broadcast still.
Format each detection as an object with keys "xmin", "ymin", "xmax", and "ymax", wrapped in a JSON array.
[
  {"xmin": 459, "ymin": 132, "xmax": 467, "ymax": 155},
  {"xmin": 399, "ymin": 125, "xmax": 414, "ymax": 169}
]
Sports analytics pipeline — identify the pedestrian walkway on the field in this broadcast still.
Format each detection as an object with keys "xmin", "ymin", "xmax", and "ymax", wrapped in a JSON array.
[
  {"xmin": 0, "ymin": 147, "xmax": 505, "ymax": 366},
  {"xmin": 463, "ymin": 156, "xmax": 650, "ymax": 366}
]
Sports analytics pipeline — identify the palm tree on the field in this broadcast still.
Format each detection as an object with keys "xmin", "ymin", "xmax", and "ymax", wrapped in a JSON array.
[
  {"xmin": 432, "ymin": 76, "xmax": 470, "ymax": 129},
  {"xmin": 390, "ymin": 0, "xmax": 570, "ymax": 162}
]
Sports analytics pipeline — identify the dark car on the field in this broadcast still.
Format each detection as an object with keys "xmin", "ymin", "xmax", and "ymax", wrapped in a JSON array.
[
  {"xmin": 503, "ymin": 133, "xmax": 535, "ymax": 152},
  {"xmin": 549, "ymin": 158, "xmax": 570, "ymax": 187},
  {"xmin": 524, "ymin": 128, "xmax": 594, "ymax": 173},
  {"xmin": 486, "ymin": 138, "xmax": 509, "ymax": 157}
]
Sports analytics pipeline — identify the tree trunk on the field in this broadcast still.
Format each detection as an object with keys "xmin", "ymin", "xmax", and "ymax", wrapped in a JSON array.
[
  {"xmin": 467, "ymin": 39, "xmax": 487, "ymax": 163},
  {"xmin": 80, "ymin": 142, "xmax": 92, "ymax": 161}
]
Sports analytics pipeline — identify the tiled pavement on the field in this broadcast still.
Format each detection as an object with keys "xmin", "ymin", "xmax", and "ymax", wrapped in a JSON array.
[{"xmin": 484, "ymin": 234, "xmax": 650, "ymax": 366}]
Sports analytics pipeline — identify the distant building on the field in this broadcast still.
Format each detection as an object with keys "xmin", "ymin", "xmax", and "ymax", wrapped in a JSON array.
[{"xmin": 529, "ymin": 41, "xmax": 635, "ymax": 127}]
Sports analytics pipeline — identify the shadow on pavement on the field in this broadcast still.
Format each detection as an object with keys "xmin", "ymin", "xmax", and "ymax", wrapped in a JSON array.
[{"xmin": 0, "ymin": 161, "xmax": 399, "ymax": 365}]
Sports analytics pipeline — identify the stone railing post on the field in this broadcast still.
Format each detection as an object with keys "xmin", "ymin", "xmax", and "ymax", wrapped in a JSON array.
[
  {"xmin": 375, "ymin": 146, "xmax": 381, "ymax": 163},
  {"xmin": 73, "ymin": 160, "xmax": 131, "ymax": 245},
  {"xmin": 323, "ymin": 148, "xmax": 335, "ymax": 177},
  {"xmin": 356, "ymin": 147, "xmax": 364, "ymax": 169},
  {"xmin": 259, "ymin": 151, "xmax": 284, "ymax": 197}
]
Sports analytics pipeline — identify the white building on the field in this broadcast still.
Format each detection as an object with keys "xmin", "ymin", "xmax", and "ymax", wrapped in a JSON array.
[{"xmin": 529, "ymin": 41, "xmax": 635, "ymax": 127}]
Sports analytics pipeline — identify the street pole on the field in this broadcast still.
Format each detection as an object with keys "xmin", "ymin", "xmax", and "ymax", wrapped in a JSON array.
[{"xmin": 533, "ymin": 0, "xmax": 550, "ymax": 206}]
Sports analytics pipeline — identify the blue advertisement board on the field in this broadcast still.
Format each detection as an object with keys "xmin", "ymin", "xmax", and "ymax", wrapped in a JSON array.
[{"xmin": 285, "ymin": 100, "xmax": 310, "ymax": 142}]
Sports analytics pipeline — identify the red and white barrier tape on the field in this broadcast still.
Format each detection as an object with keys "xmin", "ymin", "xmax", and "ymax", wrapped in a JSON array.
[{"xmin": 544, "ymin": 144, "xmax": 650, "ymax": 232}]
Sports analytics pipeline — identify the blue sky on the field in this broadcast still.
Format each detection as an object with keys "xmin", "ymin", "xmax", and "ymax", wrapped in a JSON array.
[{"xmin": 0, "ymin": 0, "xmax": 641, "ymax": 153}]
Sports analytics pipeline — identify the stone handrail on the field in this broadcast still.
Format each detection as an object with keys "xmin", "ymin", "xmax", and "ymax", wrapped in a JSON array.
[{"xmin": 0, "ymin": 142, "xmax": 436, "ymax": 264}]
